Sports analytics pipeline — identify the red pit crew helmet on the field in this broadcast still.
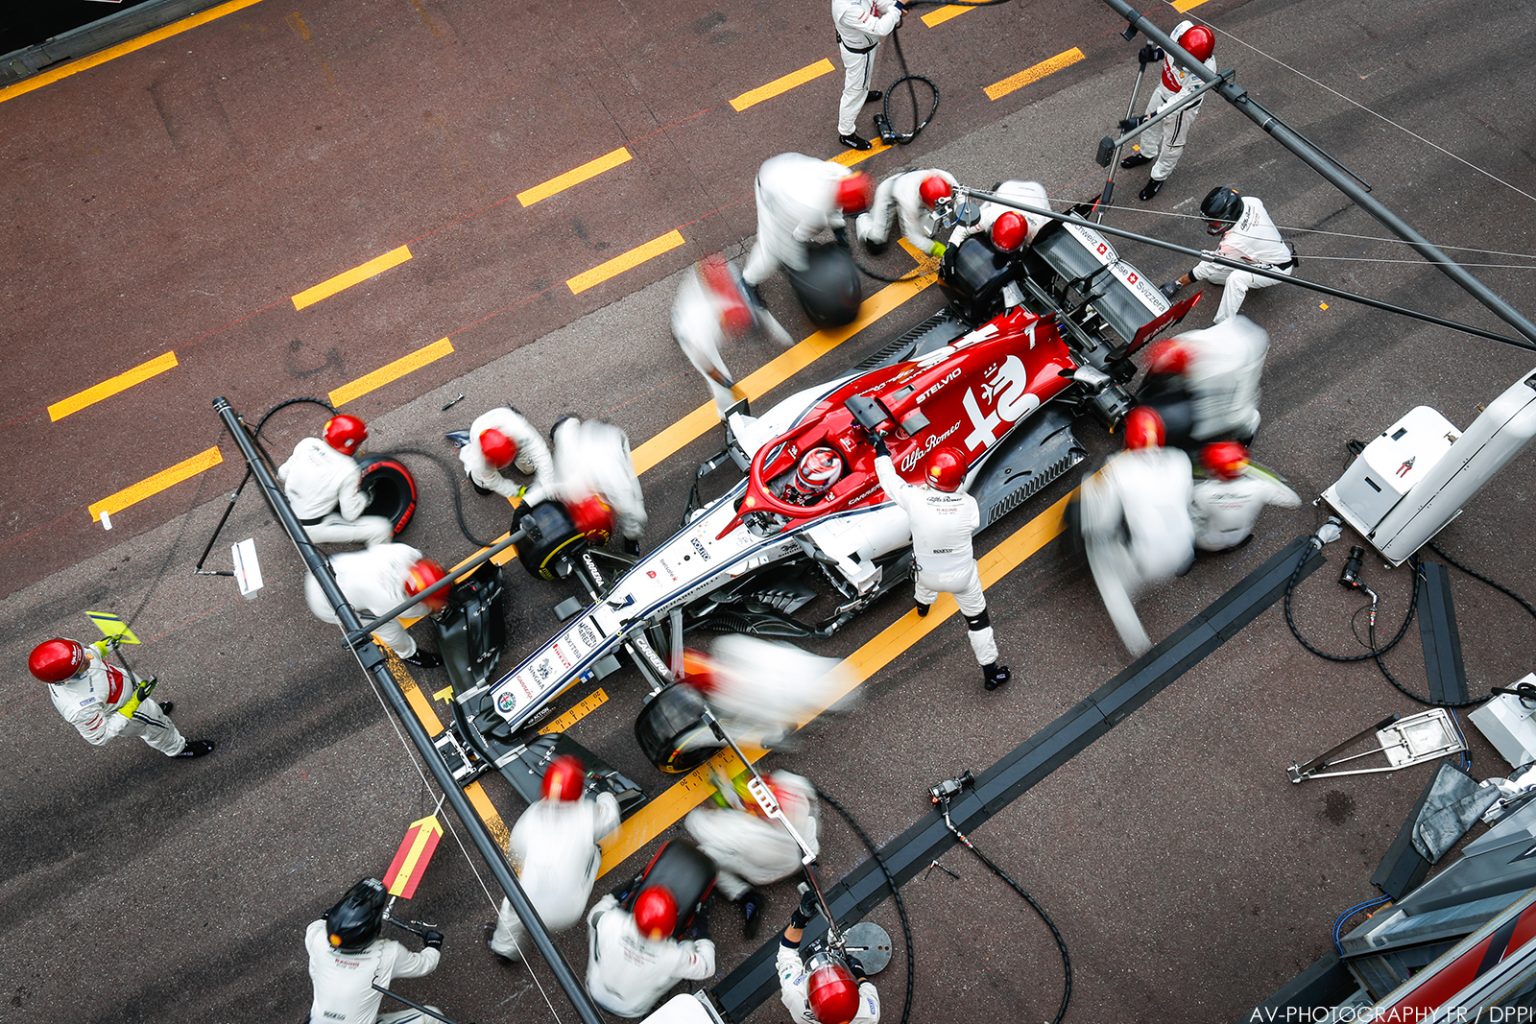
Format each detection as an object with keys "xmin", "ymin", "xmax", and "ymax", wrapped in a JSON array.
[
  {"xmin": 1145, "ymin": 338, "xmax": 1192, "ymax": 376},
  {"xmin": 29, "ymin": 638, "xmax": 87, "ymax": 683},
  {"xmin": 990, "ymin": 212, "xmax": 1028, "ymax": 253},
  {"xmin": 1201, "ymin": 441, "xmax": 1250, "ymax": 481},
  {"xmin": 699, "ymin": 257, "xmax": 753, "ymax": 334},
  {"xmin": 404, "ymin": 558, "xmax": 451, "ymax": 614},
  {"xmin": 1178, "ymin": 23, "xmax": 1216, "ymax": 62},
  {"xmin": 632, "ymin": 886, "xmax": 678, "ymax": 940},
  {"xmin": 1122, "ymin": 407, "xmax": 1167, "ymax": 450},
  {"xmin": 479, "ymin": 428, "xmax": 518, "ymax": 471},
  {"xmin": 541, "ymin": 754, "xmax": 586, "ymax": 802},
  {"xmin": 835, "ymin": 172, "xmax": 874, "ymax": 216},
  {"xmin": 918, "ymin": 175, "xmax": 952, "ymax": 209},
  {"xmin": 323, "ymin": 414, "xmax": 368, "ymax": 456},
  {"xmin": 807, "ymin": 951, "xmax": 862, "ymax": 1024},
  {"xmin": 925, "ymin": 448, "xmax": 966, "ymax": 492}
]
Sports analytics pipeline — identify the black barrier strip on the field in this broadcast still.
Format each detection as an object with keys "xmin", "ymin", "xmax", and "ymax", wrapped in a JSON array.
[{"xmin": 712, "ymin": 537, "xmax": 1324, "ymax": 1020}]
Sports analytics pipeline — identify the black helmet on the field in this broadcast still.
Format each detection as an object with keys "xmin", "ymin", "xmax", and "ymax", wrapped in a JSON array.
[
  {"xmin": 324, "ymin": 878, "xmax": 388, "ymax": 953},
  {"xmin": 1200, "ymin": 186, "xmax": 1244, "ymax": 236}
]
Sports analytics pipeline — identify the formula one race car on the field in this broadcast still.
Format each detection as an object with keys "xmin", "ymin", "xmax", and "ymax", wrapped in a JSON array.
[{"xmin": 429, "ymin": 203, "xmax": 1202, "ymax": 809}]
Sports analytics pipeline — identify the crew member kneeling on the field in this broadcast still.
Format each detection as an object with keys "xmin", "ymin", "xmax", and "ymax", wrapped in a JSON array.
[
  {"xmin": 873, "ymin": 442, "xmax": 1010, "ymax": 691},
  {"xmin": 585, "ymin": 884, "xmax": 716, "ymax": 1018},
  {"xmin": 304, "ymin": 544, "xmax": 449, "ymax": 669},
  {"xmin": 279, "ymin": 414, "xmax": 394, "ymax": 548}
]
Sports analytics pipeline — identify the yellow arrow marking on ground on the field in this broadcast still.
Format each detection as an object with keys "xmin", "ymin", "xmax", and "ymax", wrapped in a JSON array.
[{"xmin": 597, "ymin": 489, "xmax": 1074, "ymax": 875}]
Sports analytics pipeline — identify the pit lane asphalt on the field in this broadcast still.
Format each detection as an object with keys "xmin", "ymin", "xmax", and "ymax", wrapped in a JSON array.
[{"xmin": 3, "ymin": 0, "xmax": 1535, "ymax": 1021}]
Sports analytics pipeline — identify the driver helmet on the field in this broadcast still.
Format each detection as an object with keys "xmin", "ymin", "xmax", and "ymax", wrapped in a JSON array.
[{"xmin": 792, "ymin": 447, "xmax": 843, "ymax": 497}]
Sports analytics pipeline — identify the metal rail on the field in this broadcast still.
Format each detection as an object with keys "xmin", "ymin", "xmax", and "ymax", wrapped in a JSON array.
[
  {"xmin": 1100, "ymin": 0, "xmax": 1536, "ymax": 347},
  {"xmin": 212, "ymin": 396, "xmax": 607, "ymax": 1024}
]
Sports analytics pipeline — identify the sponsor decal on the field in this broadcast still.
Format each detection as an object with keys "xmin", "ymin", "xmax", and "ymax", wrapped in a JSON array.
[
  {"xmin": 962, "ymin": 354, "xmax": 1039, "ymax": 452},
  {"xmin": 577, "ymin": 621, "xmax": 600, "ymax": 648},
  {"xmin": 915, "ymin": 367, "xmax": 961, "ymax": 404},
  {"xmin": 516, "ymin": 672, "xmax": 539, "ymax": 699},
  {"xmin": 691, "ymin": 537, "xmax": 712, "ymax": 562},
  {"xmin": 534, "ymin": 661, "xmax": 552, "ymax": 681},
  {"xmin": 495, "ymin": 690, "xmax": 516, "ymax": 714},
  {"xmin": 552, "ymin": 643, "xmax": 572, "ymax": 669},
  {"xmin": 658, "ymin": 558, "xmax": 679, "ymax": 581},
  {"xmin": 647, "ymin": 570, "xmax": 657, "ymax": 578},
  {"xmin": 899, "ymin": 421, "xmax": 962, "ymax": 472}
]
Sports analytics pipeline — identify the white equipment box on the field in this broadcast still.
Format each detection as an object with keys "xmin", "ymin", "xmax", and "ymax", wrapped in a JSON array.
[
  {"xmin": 1323, "ymin": 406, "xmax": 1459, "ymax": 541},
  {"xmin": 1469, "ymin": 673, "xmax": 1536, "ymax": 770}
]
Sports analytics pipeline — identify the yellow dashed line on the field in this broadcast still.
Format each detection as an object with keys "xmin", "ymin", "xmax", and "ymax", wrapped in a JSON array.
[
  {"xmin": 48, "ymin": 351, "xmax": 179, "ymax": 422},
  {"xmin": 599, "ymin": 490, "xmax": 1075, "ymax": 875},
  {"xmin": 730, "ymin": 58, "xmax": 836, "ymax": 112},
  {"xmin": 292, "ymin": 245, "xmax": 413, "ymax": 311},
  {"xmin": 88, "ymin": 446, "xmax": 223, "ymax": 524},
  {"xmin": 984, "ymin": 46, "xmax": 1086, "ymax": 101},
  {"xmin": 831, "ymin": 139, "xmax": 893, "ymax": 168},
  {"xmin": 566, "ymin": 230, "xmax": 686, "ymax": 296},
  {"xmin": 0, "ymin": 0, "xmax": 267, "ymax": 106},
  {"xmin": 329, "ymin": 337, "xmax": 454, "ymax": 408},
  {"xmin": 922, "ymin": 5, "xmax": 972, "ymax": 27},
  {"xmin": 1172, "ymin": 0, "xmax": 1212, "ymax": 11},
  {"xmin": 518, "ymin": 148, "xmax": 634, "ymax": 207}
]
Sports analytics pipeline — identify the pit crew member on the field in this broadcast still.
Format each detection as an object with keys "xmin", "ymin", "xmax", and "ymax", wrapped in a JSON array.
[{"xmin": 279, "ymin": 414, "xmax": 394, "ymax": 548}]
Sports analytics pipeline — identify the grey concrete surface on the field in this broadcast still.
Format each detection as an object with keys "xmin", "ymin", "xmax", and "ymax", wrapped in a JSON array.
[{"xmin": 3, "ymin": 0, "xmax": 1535, "ymax": 1022}]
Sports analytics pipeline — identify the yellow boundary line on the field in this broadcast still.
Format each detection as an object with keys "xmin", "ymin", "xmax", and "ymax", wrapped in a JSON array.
[
  {"xmin": 730, "ymin": 58, "xmax": 836, "ymax": 112},
  {"xmin": 597, "ymin": 489, "xmax": 1075, "ymax": 874},
  {"xmin": 984, "ymin": 46, "xmax": 1086, "ymax": 102},
  {"xmin": 0, "ymin": 0, "xmax": 267, "ymax": 106},
  {"xmin": 292, "ymin": 246, "xmax": 413, "ymax": 311},
  {"xmin": 518, "ymin": 148, "xmax": 633, "ymax": 208},
  {"xmin": 88, "ymin": 446, "xmax": 223, "ymax": 523},
  {"xmin": 831, "ymin": 140, "xmax": 893, "ymax": 168},
  {"xmin": 330, "ymin": 338, "xmax": 454, "ymax": 408},
  {"xmin": 922, "ymin": 5, "xmax": 972, "ymax": 27},
  {"xmin": 567, "ymin": 230, "xmax": 686, "ymax": 296},
  {"xmin": 48, "ymin": 351, "xmax": 178, "ymax": 422}
]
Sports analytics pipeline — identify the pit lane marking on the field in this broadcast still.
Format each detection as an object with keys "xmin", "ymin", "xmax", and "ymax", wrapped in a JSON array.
[
  {"xmin": 984, "ymin": 47, "xmax": 1087, "ymax": 102},
  {"xmin": 567, "ymin": 230, "xmax": 687, "ymax": 296},
  {"xmin": 922, "ymin": 5, "xmax": 973, "ymax": 28},
  {"xmin": 729, "ymin": 58, "xmax": 837, "ymax": 113},
  {"xmin": 0, "ymin": 0, "xmax": 267, "ymax": 106},
  {"xmin": 48, "ymin": 351, "xmax": 179, "ymax": 422},
  {"xmin": 518, "ymin": 148, "xmax": 634, "ymax": 208},
  {"xmin": 831, "ymin": 140, "xmax": 893, "ymax": 169},
  {"xmin": 329, "ymin": 337, "xmax": 455, "ymax": 408},
  {"xmin": 595, "ymin": 488, "xmax": 1075, "ymax": 876},
  {"xmin": 291, "ymin": 246, "xmax": 414, "ymax": 311},
  {"xmin": 1172, "ymin": 0, "xmax": 1213, "ymax": 11},
  {"xmin": 385, "ymin": 651, "xmax": 510, "ymax": 849},
  {"xmin": 87, "ymin": 446, "xmax": 223, "ymax": 525}
]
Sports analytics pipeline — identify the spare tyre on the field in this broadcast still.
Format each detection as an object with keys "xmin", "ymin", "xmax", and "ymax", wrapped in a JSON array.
[
  {"xmin": 785, "ymin": 241, "xmax": 861, "ymax": 328},
  {"xmin": 356, "ymin": 456, "xmax": 417, "ymax": 536}
]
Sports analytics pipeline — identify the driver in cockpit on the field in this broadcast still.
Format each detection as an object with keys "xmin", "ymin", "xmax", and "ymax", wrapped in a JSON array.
[{"xmin": 783, "ymin": 447, "xmax": 844, "ymax": 506}]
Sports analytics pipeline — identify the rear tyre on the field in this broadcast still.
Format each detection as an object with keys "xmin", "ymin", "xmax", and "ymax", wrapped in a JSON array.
[
  {"xmin": 786, "ymin": 242, "xmax": 862, "ymax": 327},
  {"xmin": 634, "ymin": 684, "xmax": 722, "ymax": 774}
]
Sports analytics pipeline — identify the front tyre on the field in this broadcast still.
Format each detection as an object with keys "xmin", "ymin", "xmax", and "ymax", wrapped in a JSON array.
[{"xmin": 634, "ymin": 684, "xmax": 722, "ymax": 773}]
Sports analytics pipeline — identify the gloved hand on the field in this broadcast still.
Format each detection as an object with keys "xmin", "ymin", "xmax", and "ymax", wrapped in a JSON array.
[
  {"xmin": 832, "ymin": 225, "xmax": 851, "ymax": 249},
  {"xmin": 1137, "ymin": 43, "xmax": 1164, "ymax": 66},
  {"xmin": 1159, "ymin": 280, "xmax": 1182, "ymax": 300},
  {"xmin": 688, "ymin": 905, "xmax": 710, "ymax": 941},
  {"xmin": 790, "ymin": 887, "xmax": 821, "ymax": 928},
  {"xmin": 872, "ymin": 434, "xmax": 890, "ymax": 458},
  {"xmin": 118, "ymin": 676, "xmax": 157, "ymax": 718},
  {"xmin": 1118, "ymin": 115, "xmax": 1147, "ymax": 133},
  {"xmin": 423, "ymin": 929, "xmax": 444, "ymax": 950},
  {"xmin": 845, "ymin": 953, "xmax": 866, "ymax": 980}
]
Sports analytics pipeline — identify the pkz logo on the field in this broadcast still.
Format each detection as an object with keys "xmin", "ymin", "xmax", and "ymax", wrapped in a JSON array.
[
  {"xmin": 962, "ymin": 354, "xmax": 1038, "ymax": 452},
  {"xmin": 691, "ymin": 537, "xmax": 712, "ymax": 562},
  {"xmin": 495, "ymin": 690, "xmax": 516, "ymax": 714}
]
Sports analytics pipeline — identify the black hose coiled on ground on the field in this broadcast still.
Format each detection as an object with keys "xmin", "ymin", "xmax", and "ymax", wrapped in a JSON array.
[{"xmin": 817, "ymin": 789, "xmax": 917, "ymax": 1024}]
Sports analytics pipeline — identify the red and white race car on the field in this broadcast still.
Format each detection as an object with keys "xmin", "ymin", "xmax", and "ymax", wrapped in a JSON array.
[{"xmin": 432, "ymin": 207, "xmax": 1200, "ymax": 799}]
